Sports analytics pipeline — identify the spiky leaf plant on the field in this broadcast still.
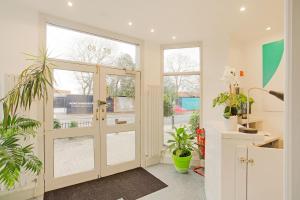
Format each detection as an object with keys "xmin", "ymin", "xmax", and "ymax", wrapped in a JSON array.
[
  {"xmin": 0, "ymin": 49, "xmax": 53, "ymax": 189},
  {"xmin": 0, "ymin": 114, "xmax": 42, "ymax": 189}
]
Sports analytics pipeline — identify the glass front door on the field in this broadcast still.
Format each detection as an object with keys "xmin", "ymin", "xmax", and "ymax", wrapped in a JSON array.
[
  {"xmin": 99, "ymin": 67, "xmax": 141, "ymax": 176},
  {"xmin": 44, "ymin": 61, "xmax": 140, "ymax": 191}
]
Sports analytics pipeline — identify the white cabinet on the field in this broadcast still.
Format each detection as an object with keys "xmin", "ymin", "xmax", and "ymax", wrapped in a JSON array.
[
  {"xmin": 205, "ymin": 123, "xmax": 282, "ymax": 200},
  {"xmin": 236, "ymin": 146, "xmax": 284, "ymax": 200}
]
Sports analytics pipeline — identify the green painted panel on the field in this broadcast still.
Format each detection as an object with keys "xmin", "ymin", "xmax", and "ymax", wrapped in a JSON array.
[{"xmin": 262, "ymin": 39, "xmax": 284, "ymax": 87}]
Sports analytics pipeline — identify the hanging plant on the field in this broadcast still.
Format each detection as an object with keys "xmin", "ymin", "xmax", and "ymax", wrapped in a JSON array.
[{"xmin": 0, "ymin": 49, "xmax": 54, "ymax": 189}]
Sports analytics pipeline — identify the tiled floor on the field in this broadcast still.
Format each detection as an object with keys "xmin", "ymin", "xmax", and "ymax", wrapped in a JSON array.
[{"xmin": 139, "ymin": 164, "xmax": 206, "ymax": 200}]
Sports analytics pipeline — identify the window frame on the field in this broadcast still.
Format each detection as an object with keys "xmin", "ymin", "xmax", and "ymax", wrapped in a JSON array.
[
  {"xmin": 161, "ymin": 42, "xmax": 203, "ymax": 147},
  {"xmin": 39, "ymin": 14, "xmax": 147, "ymax": 171},
  {"xmin": 40, "ymin": 14, "xmax": 143, "ymax": 71}
]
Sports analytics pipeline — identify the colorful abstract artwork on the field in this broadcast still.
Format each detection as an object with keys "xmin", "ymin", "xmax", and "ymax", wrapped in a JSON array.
[{"xmin": 262, "ymin": 39, "xmax": 284, "ymax": 87}]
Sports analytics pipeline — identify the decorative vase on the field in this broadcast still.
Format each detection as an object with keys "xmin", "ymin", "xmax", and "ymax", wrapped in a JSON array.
[{"xmin": 224, "ymin": 116, "xmax": 238, "ymax": 131}]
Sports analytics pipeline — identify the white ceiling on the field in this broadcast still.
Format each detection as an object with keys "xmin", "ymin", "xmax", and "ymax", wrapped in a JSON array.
[{"xmin": 18, "ymin": 0, "xmax": 283, "ymax": 43}]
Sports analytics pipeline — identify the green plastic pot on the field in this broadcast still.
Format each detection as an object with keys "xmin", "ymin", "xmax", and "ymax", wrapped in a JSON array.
[{"xmin": 172, "ymin": 153, "xmax": 192, "ymax": 173}]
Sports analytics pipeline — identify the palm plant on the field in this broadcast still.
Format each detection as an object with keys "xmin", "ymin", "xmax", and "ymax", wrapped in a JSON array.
[
  {"xmin": 0, "ymin": 49, "xmax": 53, "ymax": 189},
  {"xmin": 0, "ymin": 115, "xmax": 42, "ymax": 189}
]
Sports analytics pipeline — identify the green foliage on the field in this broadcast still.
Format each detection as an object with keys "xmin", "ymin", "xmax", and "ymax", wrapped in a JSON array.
[
  {"xmin": 0, "ymin": 50, "xmax": 53, "ymax": 189},
  {"xmin": 213, "ymin": 92, "xmax": 254, "ymax": 119},
  {"xmin": 53, "ymin": 119, "xmax": 61, "ymax": 129},
  {"xmin": 69, "ymin": 121, "xmax": 78, "ymax": 128},
  {"xmin": 1, "ymin": 49, "xmax": 54, "ymax": 127},
  {"xmin": 189, "ymin": 112, "xmax": 200, "ymax": 134},
  {"xmin": 167, "ymin": 127, "xmax": 197, "ymax": 157},
  {"xmin": 0, "ymin": 114, "xmax": 42, "ymax": 189},
  {"xmin": 163, "ymin": 95, "xmax": 174, "ymax": 117}
]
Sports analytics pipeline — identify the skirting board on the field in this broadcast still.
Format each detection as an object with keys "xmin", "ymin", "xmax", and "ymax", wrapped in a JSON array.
[
  {"xmin": 145, "ymin": 155, "xmax": 161, "ymax": 167},
  {"xmin": 0, "ymin": 184, "xmax": 44, "ymax": 200}
]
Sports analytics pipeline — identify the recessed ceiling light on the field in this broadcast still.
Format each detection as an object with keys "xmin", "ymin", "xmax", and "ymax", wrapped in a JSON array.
[
  {"xmin": 150, "ymin": 28, "xmax": 155, "ymax": 33},
  {"xmin": 240, "ymin": 6, "xmax": 246, "ymax": 12},
  {"xmin": 128, "ymin": 21, "xmax": 133, "ymax": 26},
  {"xmin": 266, "ymin": 26, "xmax": 272, "ymax": 31},
  {"xmin": 67, "ymin": 1, "xmax": 73, "ymax": 7},
  {"xmin": 172, "ymin": 36, "xmax": 176, "ymax": 40}
]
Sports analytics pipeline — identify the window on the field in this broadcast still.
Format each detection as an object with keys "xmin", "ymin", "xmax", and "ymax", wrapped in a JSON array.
[
  {"xmin": 46, "ymin": 24, "xmax": 139, "ymax": 69},
  {"xmin": 163, "ymin": 47, "xmax": 201, "ymax": 145},
  {"xmin": 53, "ymin": 69, "xmax": 94, "ymax": 129}
]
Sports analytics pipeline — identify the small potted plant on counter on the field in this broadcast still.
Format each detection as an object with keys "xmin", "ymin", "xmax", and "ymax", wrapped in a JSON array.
[
  {"xmin": 213, "ymin": 66, "xmax": 254, "ymax": 131},
  {"xmin": 167, "ymin": 127, "xmax": 196, "ymax": 173}
]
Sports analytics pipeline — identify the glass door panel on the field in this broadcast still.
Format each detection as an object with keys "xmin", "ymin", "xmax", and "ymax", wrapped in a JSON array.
[
  {"xmin": 53, "ymin": 69, "xmax": 94, "ymax": 129},
  {"xmin": 45, "ymin": 61, "xmax": 100, "ymax": 191},
  {"xmin": 54, "ymin": 135, "xmax": 95, "ymax": 178},
  {"xmin": 106, "ymin": 131, "xmax": 136, "ymax": 166},
  {"xmin": 100, "ymin": 67, "xmax": 140, "ymax": 176},
  {"xmin": 106, "ymin": 75, "xmax": 135, "ymax": 126}
]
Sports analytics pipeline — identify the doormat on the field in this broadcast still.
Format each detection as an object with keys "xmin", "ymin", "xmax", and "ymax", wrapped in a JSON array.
[{"xmin": 44, "ymin": 167, "xmax": 168, "ymax": 200}]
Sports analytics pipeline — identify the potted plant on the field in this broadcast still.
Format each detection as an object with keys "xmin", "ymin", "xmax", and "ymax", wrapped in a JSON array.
[
  {"xmin": 167, "ymin": 127, "xmax": 196, "ymax": 173},
  {"xmin": 213, "ymin": 92, "xmax": 253, "ymax": 130},
  {"xmin": 0, "ymin": 50, "xmax": 53, "ymax": 189},
  {"xmin": 213, "ymin": 66, "xmax": 254, "ymax": 131}
]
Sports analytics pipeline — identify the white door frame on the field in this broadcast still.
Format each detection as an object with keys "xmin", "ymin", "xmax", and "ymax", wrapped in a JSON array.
[
  {"xmin": 285, "ymin": 0, "xmax": 300, "ymax": 199},
  {"xmin": 44, "ymin": 60, "xmax": 100, "ymax": 191},
  {"xmin": 99, "ymin": 67, "xmax": 141, "ymax": 177},
  {"xmin": 44, "ymin": 61, "xmax": 141, "ymax": 191}
]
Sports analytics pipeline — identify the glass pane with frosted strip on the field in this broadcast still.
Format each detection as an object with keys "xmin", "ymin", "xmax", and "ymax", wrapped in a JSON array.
[
  {"xmin": 53, "ymin": 69, "xmax": 94, "ymax": 129},
  {"xmin": 54, "ymin": 136, "xmax": 95, "ymax": 177},
  {"xmin": 105, "ymin": 75, "xmax": 135, "ymax": 126},
  {"xmin": 106, "ymin": 131, "xmax": 135, "ymax": 166}
]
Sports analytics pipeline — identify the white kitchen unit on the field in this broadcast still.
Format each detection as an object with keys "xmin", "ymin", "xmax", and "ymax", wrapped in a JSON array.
[
  {"xmin": 236, "ymin": 145, "xmax": 284, "ymax": 200},
  {"xmin": 205, "ymin": 122, "xmax": 282, "ymax": 200}
]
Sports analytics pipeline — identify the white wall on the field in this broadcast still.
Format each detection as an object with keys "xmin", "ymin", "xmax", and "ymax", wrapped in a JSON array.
[
  {"xmin": 229, "ymin": 33, "xmax": 285, "ymax": 137},
  {"xmin": 0, "ymin": 0, "xmax": 231, "ymax": 197},
  {"xmin": 202, "ymin": 35, "xmax": 230, "ymax": 123}
]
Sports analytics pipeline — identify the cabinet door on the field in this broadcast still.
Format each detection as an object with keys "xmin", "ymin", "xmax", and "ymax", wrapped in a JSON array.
[
  {"xmin": 235, "ymin": 146, "xmax": 248, "ymax": 200},
  {"xmin": 247, "ymin": 146, "xmax": 283, "ymax": 200}
]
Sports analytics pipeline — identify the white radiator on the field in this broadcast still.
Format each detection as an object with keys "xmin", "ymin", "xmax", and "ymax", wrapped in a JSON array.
[{"xmin": 145, "ymin": 85, "xmax": 162, "ymax": 166}]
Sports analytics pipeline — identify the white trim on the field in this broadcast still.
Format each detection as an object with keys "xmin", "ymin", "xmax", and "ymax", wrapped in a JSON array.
[
  {"xmin": 160, "ymin": 42, "xmax": 203, "ymax": 145},
  {"xmin": 44, "ymin": 61, "xmax": 100, "ymax": 191},
  {"xmin": 40, "ymin": 13, "xmax": 143, "ymax": 71},
  {"xmin": 164, "ymin": 71, "xmax": 201, "ymax": 76},
  {"xmin": 284, "ymin": 0, "xmax": 300, "ymax": 199},
  {"xmin": 40, "ymin": 14, "xmax": 143, "ymax": 46},
  {"xmin": 99, "ymin": 67, "xmax": 141, "ymax": 177},
  {"xmin": 0, "ymin": 184, "xmax": 43, "ymax": 200},
  {"xmin": 38, "ymin": 14, "xmax": 145, "ymax": 191}
]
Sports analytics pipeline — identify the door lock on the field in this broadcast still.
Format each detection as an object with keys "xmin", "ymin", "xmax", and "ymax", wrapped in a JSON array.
[{"xmin": 96, "ymin": 108, "xmax": 100, "ymax": 121}]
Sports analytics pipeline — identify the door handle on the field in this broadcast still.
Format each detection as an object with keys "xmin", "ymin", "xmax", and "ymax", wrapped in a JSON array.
[
  {"xmin": 248, "ymin": 158, "xmax": 255, "ymax": 166},
  {"xmin": 240, "ymin": 157, "xmax": 247, "ymax": 164},
  {"xmin": 98, "ymin": 100, "xmax": 107, "ymax": 106}
]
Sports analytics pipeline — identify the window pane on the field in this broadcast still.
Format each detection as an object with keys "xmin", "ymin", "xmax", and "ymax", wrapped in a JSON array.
[
  {"xmin": 106, "ymin": 75, "xmax": 135, "ymax": 126},
  {"xmin": 47, "ymin": 24, "xmax": 139, "ymax": 69},
  {"xmin": 164, "ymin": 47, "xmax": 200, "ymax": 73},
  {"xmin": 54, "ymin": 136, "xmax": 95, "ymax": 177},
  {"xmin": 107, "ymin": 131, "xmax": 135, "ymax": 166},
  {"xmin": 163, "ymin": 75, "xmax": 200, "ymax": 145},
  {"xmin": 53, "ymin": 69, "xmax": 94, "ymax": 129}
]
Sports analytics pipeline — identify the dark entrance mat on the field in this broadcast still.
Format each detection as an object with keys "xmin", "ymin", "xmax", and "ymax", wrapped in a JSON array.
[{"xmin": 44, "ymin": 167, "xmax": 168, "ymax": 200}]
